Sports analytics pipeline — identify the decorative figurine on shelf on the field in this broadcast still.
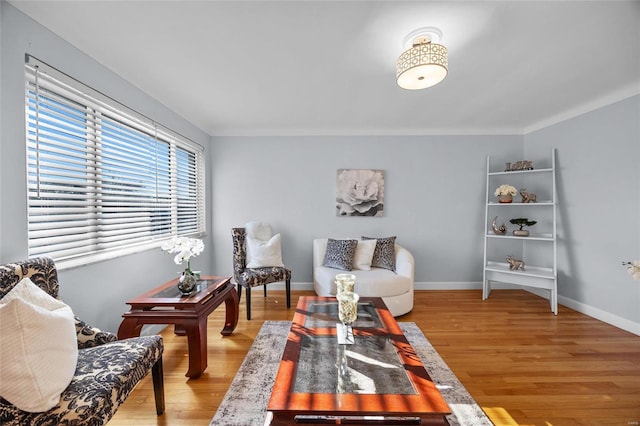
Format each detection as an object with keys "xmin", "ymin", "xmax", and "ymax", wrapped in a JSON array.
[
  {"xmin": 505, "ymin": 160, "xmax": 534, "ymax": 171},
  {"xmin": 509, "ymin": 218, "xmax": 537, "ymax": 237},
  {"xmin": 506, "ymin": 255, "xmax": 525, "ymax": 271},
  {"xmin": 492, "ymin": 216, "xmax": 507, "ymax": 235},
  {"xmin": 519, "ymin": 188, "xmax": 537, "ymax": 203}
]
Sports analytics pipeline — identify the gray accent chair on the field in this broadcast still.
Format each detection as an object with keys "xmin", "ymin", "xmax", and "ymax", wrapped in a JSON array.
[{"xmin": 232, "ymin": 228, "xmax": 291, "ymax": 320}]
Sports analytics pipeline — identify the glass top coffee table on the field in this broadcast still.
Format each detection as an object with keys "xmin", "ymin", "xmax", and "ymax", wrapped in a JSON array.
[{"xmin": 267, "ymin": 296, "xmax": 451, "ymax": 425}]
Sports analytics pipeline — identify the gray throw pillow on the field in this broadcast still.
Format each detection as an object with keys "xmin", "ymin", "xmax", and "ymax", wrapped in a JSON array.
[
  {"xmin": 322, "ymin": 238, "xmax": 358, "ymax": 271},
  {"xmin": 362, "ymin": 236, "xmax": 396, "ymax": 271}
]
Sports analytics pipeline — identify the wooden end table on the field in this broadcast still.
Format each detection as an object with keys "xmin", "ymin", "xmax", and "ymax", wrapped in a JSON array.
[{"xmin": 117, "ymin": 275, "xmax": 238, "ymax": 379}]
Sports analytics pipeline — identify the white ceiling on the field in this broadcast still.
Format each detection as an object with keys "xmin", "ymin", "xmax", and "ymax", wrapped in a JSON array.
[{"xmin": 9, "ymin": 0, "xmax": 640, "ymax": 136}]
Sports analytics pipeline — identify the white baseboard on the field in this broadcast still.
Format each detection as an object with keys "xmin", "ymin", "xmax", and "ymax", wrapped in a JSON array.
[{"xmin": 558, "ymin": 295, "xmax": 640, "ymax": 336}]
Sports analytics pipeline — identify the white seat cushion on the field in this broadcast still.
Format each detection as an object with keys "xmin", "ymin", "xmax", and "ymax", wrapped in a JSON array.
[{"xmin": 314, "ymin": 266, "xmax": 411, "ymax": 298}]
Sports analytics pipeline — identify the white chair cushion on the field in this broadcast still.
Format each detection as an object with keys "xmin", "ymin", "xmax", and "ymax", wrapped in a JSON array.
[
  {"xmin": 246, "ymin": 233, "xmax": 284, "ymax": 268},
  {"xmin": 0, "ymin": 278, "xmax": 78, "ymax": 412}
]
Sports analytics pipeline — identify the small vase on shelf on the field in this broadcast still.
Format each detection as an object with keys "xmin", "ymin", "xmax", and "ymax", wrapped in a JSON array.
[{"xmin": 494, "ymin": 185, "xmax": 517, "ymax": 204}]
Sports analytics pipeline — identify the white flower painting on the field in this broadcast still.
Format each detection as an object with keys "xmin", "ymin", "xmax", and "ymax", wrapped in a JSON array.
[{"xmin": 336, "ymin": 169, "xmax": 384, "ymax": 217}]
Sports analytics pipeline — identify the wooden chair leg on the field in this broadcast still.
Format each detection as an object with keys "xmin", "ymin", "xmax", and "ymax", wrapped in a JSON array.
[
  {"xmin": 151, "ymin": 356, "xmax": 165, "ymax": 415},
  {"xmin": 237, "ymin": 283, "xmax": 243, "ymax": 303},
  {"xmin": 263, "ymin": 284, "xmax": 267, "ymax": 297},
  {"xmin": 286, "ymin": 278, "xmax": 291, "ymax": 308},
  {"xmin": 246, "ymin": 286, "xmax": 252, "ymax": 320}
]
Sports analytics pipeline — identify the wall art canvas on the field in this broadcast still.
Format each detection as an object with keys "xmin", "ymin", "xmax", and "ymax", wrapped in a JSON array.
[{"xmin": 336, "ymin": 169, "xmax": 384, "ymax": 217}]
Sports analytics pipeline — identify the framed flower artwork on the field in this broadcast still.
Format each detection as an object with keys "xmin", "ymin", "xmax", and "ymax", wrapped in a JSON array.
[{"xmin": 336, "ymin": 169, "xmax": 384, "ymax": 217}]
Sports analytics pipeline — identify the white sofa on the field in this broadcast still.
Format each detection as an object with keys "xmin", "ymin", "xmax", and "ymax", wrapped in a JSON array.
[{"xmin": 312, "ymin": 238, "xmax": 415, "ymax": 317}]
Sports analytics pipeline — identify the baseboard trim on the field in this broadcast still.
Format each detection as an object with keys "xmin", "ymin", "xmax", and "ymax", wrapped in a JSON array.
[{"xmin": 557, "ymin": 295, "xmax": 640, "ymax": 336}]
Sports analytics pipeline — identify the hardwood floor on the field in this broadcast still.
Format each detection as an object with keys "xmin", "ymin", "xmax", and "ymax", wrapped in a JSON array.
[{"xmin": 109, "ymin": 289, "xmax": 640, "ymax": 426}]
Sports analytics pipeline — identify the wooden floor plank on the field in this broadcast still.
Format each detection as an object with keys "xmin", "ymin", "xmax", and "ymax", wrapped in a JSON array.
[{"xmin": 108, "ymin": 289, "xmax": 640, "ymax": 426}]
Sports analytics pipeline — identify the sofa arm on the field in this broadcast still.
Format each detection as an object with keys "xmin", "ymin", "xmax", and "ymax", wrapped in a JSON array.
[
  {"xmin": 75, "ymin": 316, "xmax": 117, "ymax": 349},
  {"xmin": 395, "ymin": 245, "xmax": 415, "ymax": 282}
]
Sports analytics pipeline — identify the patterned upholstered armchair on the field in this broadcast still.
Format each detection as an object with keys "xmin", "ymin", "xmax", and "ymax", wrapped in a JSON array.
[
  {"xmin": 232, "ymin": 228, "xmax": 291, "ymax": 320},
  {"xmin": 0, "ymin": 257, "xmax": 164, "ymax": 425}
]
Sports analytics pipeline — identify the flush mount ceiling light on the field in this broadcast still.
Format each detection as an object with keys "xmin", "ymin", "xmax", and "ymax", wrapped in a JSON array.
[{"xmin": 396, "ymin": 27, "xmax": 448, "ymax": 90}]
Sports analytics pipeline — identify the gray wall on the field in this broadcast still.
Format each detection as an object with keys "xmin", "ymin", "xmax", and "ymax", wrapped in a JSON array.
[
  {"xmin": 525, "ymin": 95, "xmax": 640, "ymax": 329},
  {"xmin": 2, "ymin": 2, "xmax": 638, "ymax": 335},
  {"xmin": 209, "ymin": 98, "xmax": 640, "ymax": 334},
  {"xmin": 0, "ymin": 3, "xmax": 211, "ymax": 333},
  {"xmin": 210, "ymin": 135, "xmax": 522, "ymax": 284}
]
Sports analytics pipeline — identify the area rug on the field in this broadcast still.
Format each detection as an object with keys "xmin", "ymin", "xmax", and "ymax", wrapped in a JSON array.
[{"xmin": 211, "ymin": 321, "xmax": 492, "ymax": 426}]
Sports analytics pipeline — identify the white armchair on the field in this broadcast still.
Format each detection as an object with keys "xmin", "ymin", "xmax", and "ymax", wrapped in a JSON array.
[{"xmin": 312, "ymin": 238, "xmax": 415, "ymax": 316}]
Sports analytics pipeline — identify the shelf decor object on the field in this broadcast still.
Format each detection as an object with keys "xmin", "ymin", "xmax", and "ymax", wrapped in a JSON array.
[
  {"xmin": 509, "ymin": 218, "xmax": 537, "ymax": 237},
  {"xmin": 505, "ymin": 160, "xmax": 534, "ymax": 171},
  {"xmin": 519, "ymin": 188, "xmax": 537, "ymax": 203},
  {"xmin": 506, "ymin": 255, "xmax": 525, "ymax": 271},
  {"xmin": 494, "ymin": 184, "xmax": 517, "ymax": 203},
  {"xmin": 483, "ymin": 149, "xmax": 558, "ymax": 314},
  {"xmin": 491, "ymin": 216, "xmax": 507, "ymax": 235}
]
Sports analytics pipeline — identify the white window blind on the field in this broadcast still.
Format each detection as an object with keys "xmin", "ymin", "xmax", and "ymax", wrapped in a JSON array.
[{"xmin": 25, "ymin": 56, "xmax": 205, "ymax": 264}]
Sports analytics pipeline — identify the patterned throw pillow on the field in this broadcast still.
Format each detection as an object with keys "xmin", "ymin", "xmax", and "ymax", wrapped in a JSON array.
[
  {"xmin": 362, "ymin": 236, "xmax": 397, "ymax": 271},
  {"xmin": 322, "ymin": 238, "xmax": 358, "ymax": 271}
]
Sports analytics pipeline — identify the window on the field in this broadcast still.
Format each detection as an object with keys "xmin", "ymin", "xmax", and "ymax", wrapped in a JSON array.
[{"xmin": 25, "ymin": 56, "xmax": 205, "ymax": 266}]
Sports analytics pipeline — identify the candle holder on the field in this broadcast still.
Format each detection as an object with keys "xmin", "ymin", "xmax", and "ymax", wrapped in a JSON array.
[{"xmin": 336, "ymin": 291, "xmax": 359, "ymax": 344}]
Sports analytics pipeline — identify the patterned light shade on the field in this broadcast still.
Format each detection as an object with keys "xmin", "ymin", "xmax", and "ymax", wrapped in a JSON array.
[{"xmin": 396, "ymin": 33, "xmax": 448, "ymax": 90}]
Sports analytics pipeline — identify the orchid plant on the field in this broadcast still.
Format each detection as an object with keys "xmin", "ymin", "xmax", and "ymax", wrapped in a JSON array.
[
  {"xmin": 161, "ymin": 237, "xmax": 204, "ymax": 273},
  {"xmin": 622, "ymin": 260, "xmax": 640, "ymax": 281}
]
